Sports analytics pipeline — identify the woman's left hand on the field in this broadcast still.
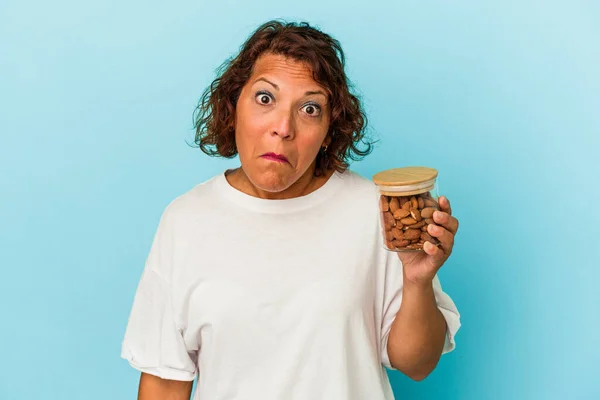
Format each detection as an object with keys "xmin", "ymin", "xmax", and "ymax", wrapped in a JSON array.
[{"xmin": 396, "ymin": 196, "xmax": 459, "ymax": 287}]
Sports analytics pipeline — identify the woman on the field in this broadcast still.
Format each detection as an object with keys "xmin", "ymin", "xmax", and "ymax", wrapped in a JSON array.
[{"xmin": 121, "ymin": 20, "xmax": 461, "ymax": 400}]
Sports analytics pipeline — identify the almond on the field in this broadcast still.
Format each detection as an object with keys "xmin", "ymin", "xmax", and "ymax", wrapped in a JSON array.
[
  {"xmin": 395, "ymin": 239, "xmax": 411, "ymax": 248},
  {"xmin": 380, "ymin": 196, "xmax": 389, "ymax": 212},
  {"xmin": 411, "ymin": 196, "xmax": 418, "ymax": 209},
  {"xmin": 401, "ymin": 200, "xmax": 411, "ymax": 211},
  {"xmin": 421, "ymin": 232, "xmax": 433, "ymax": 242},
  {"xmin": 389, "ymin": 197, "xmax": 400, "ymax": 213},
  {"xmin": 424, "ymin": 198, "xmax": 439, "ymax": 208},
  {"xmin": 418, "ymin": 197, "xmax": 425, "ymax": 209},
  {"xmin": 399, "ymin": 197, "xmax": 409, "ymax": 207},
  {"xmin": 393, "ymin": 209, "xmax": 411, "ymax": 219},
  {"xmin": 424, "ymin": 218, "xmax": 434, "ymax": 225},
  {"xmin": 391, "ymin": 227, "xmax": 404, "ymax": 240},
  {"xmin": 400, "ymin": 217, "xmax": 417, "ymax": 225},
  {"xmin": 408, "ymin": 220, "xmax": 426, "ymax": 229},
  {"xmin": 385, "ymin": 230, "xmax": 394, "ymax": 241},
  {"xmin": 403, "ymin": 229, "xmax": 421, "ymax": 240},
  {"xmin": 383, "ymin": 212, "xmax": 396, "ymax": 227},
  {"xmin": 410, "ymin": 208, "xmax": 422, "ymax": 221},
  {"xmin": 421, "ymin": 207, "xmax": 436, "ymax": 219}
]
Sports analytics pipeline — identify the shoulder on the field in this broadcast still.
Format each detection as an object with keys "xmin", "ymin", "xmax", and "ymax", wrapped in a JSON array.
[
  {"xmin": 337, "ymin": 168, "xmax": 379, "ymax": 197},
  {"xmin": 158, "ymin": 174, "xmax": 221, "ymax": 226},
  {"xmin": 333, "ymin": 169, "xmax": 380, "ymax": 212}
]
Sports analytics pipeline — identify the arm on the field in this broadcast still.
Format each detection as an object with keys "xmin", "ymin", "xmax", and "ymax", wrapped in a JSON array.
[
  {"xmin": 387, "ymin": 196, "xmax": 460, "ymax": 380},
  {"xmin": 386, "ymin": 280, "xmax": 447, "ymax": 381},
  {"xmin": 138, "ymin": 372, "xmax": 193, "ymax": 400}
]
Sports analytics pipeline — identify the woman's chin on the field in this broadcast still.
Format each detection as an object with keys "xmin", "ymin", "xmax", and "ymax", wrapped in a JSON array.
[{"xmin": 250, "ymin": 169, "xmax": 294, "ymax": 193}]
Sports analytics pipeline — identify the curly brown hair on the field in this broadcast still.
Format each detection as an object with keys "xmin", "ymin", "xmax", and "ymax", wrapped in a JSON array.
[{"xmin": 192, "ymin": 19, "xmax": 376, "ymax": 177}]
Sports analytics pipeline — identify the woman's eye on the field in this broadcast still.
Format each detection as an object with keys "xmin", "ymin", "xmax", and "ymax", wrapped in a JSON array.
[
  {"xmin": 302, "ymin": 103, "xmax": 321, "ymax": 117},
  {"xmin": 255, "ymin": 91, "xmax": 272, "ymax": 105}
]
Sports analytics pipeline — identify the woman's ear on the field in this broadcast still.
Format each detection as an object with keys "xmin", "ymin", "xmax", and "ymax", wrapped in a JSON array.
[{"xmin": 324, "ymin": 132, "xmax": 333, "ymax": 147}]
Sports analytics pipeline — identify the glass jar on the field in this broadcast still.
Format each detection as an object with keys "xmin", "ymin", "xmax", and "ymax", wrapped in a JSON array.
[{"xmin": 372, "ymin": 166, "xmax": 441, "ymax": 252}]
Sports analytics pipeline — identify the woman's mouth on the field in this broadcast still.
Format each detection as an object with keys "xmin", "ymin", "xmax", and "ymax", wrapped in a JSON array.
[{"xmin": 261, "ymin": 153, "xmax": 289, "ymax": 163}]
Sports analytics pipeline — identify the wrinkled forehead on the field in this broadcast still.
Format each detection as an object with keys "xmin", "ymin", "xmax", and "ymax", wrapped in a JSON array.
[{"xmin": 250, "ymin": 52, "xmax": 329, "ymax": 94}]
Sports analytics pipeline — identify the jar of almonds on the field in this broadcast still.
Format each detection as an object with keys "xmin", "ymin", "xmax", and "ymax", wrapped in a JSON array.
[{"xmin": 373, "ymin": 166, "xmax": 441, "ymax": 252}]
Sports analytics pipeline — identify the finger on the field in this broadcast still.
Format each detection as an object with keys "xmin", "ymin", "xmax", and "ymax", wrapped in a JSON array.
[
  {"xmin": 423, "ymin": 240, "xmax": 444, "ymax": 260},
  {"xmin": 427, "ymin": 223, "xmax": 454, "ymax": 255},
  {"xmin": 423, "ymin": 241, "xmax": 447, "ymax": 269},
  {"xmin": 432, "ymin": 210, "xmax": 459, "ymax": 236},
  {"xmin": 439, "ymin": 196, "xmax": 452, "ymax": 216}
]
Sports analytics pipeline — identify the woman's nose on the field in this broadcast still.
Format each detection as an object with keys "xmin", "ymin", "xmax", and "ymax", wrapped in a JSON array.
[{"xmin": 271, "ymin": 108, "xmax": 295, "ymax": 139}]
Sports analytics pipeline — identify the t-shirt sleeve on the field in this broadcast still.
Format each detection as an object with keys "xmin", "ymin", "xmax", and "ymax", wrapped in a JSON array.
[
  {"xmin": 120, "ymin": 207, "xmax": 199, "ymax": 381},
  {"xmin": 379, "ymin": 248, "xmax": 461, "ymax": 370}
]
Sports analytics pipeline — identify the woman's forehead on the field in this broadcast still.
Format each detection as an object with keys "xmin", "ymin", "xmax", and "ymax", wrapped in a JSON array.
[{"xmin": 250, "ymin": 53, "xmax": 320, "ymax": 88}]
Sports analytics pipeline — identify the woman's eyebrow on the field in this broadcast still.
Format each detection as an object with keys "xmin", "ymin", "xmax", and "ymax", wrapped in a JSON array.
[
  {"xmin": 254, "ymin": 77, "xmax": 279, "ymax": 90},
  {"xmin": 253, "ymin": 77, "xmax": 326, "ymax": 98},
  {"xmin": 304, "ymin": 90, "xmax": 327, "ymax": 98}
]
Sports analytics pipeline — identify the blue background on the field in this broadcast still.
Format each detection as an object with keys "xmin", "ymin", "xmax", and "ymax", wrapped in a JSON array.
[{"xmin": 1, "ymin": 0, "xmax": 598, "ymax": 399}]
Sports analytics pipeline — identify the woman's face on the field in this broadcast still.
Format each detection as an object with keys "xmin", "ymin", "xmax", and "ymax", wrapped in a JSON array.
[{"xmin": 234, "ymin": 52, "xmax": 331, "ymax": 194}]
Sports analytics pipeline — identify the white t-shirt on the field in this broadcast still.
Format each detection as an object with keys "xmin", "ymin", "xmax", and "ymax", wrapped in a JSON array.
[{"xmin": 121, "ymin": 168, "xmax": 461, "ymax": 399}]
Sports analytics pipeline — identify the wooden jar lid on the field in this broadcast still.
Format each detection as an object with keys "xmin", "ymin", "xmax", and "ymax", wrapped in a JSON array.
[{"xmin": 372, "ymin": 166, "xmax": 438, "ymax": 196}]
